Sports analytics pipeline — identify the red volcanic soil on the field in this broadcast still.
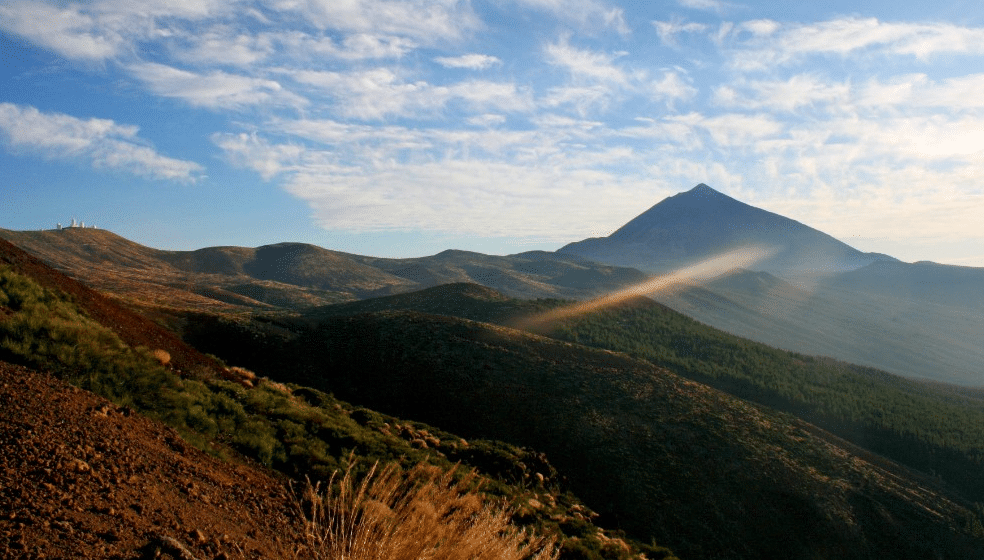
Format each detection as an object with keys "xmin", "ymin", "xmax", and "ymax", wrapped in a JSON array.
[
  {"xmin": 0, "ymin": 361, "xmax": 306, "ymax": 559},
  {"xmin": 0, "ymin": 237, "xmax": 223, "ymax": 377}
]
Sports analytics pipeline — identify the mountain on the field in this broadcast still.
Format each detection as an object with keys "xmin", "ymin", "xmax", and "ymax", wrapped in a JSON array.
[
  {"xmin": 656, "ymin": 264, "xmax": 984, "ymax": 385},
  {"xmin": 559, "ymin": 183, "xmax": 895, "ymax": 279},
  {"xmin": 0, "ymin": 228, "xmax": 649, "ymax": 313},
  {"xmin": 823, "ymin": 259, "xmax": 984, "ymax": 310},
  {"xmin": 265, "ymin": 283, "xmax": 984, "ymax": 503},
  {"xmin": 0, "ymin": 236, "xmax": 667, "ymax": 560},
  {"xmin": 192, "ymin": 298, "xmax": 984, "ymax": 560},
  {"xmin": 558, "ymin": 184, "xmax": 984, "ymax": 385},
  {"xmin": 6, "ymin": 225, "xmax": 984, "ymax": 557}
]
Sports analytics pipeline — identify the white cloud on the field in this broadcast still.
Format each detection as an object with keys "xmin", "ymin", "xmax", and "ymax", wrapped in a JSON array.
[
  {"xmin": 467, "ymin": 114, "xmax": 507, "ymax": 127},
  {"xmin": 692, "ymin": 113, "xmax": 784, "ymax": 146},
  {"xmin": 169, "ymin": 28, "xmax": 275, "ymax": 67},
  {"xmin": 129, "ymin": 62, "xmax": 306, "ymax": 109},
  {"xmin": 653, "ymin": 20, "xmax": 708, "ymax": 46},
  {"xmin": 727, "ymin": 18, "xmax": 984, "ymax": 71},
  {"xmin": 857, "ymin": 73, "xmax": 984, "ymax": 110},
  {"xmin": 287, "ymin": 68, "xmax": 444, "ymax": 119},
  {"xmin": 0, "ymin": 0, "xmax": 239, "ymax": 62},
  {"xmin": 543, "ymin": 38, "xmax": 695, "ymax": 113},
  {"xmin": 545, "ymin": 39, "xmax": 630, "ymax": 85},
  {"xmin": 650, "ymin": 71, "xmax": 698, "ymax": 103},
  {"xmin": 676, "ymin": 0, "xmax": 736, "ymax": 13},
  {"xmin": 104, "ymin": 0, "xmax": 235, "ymax": 20},
  {"xmin": 434, "ymin": 54, "xmax": 502, "ymax": 69},
  {"xmin": 759, "ymin": 163, "xmax": 984, "ymax": 256},
  {"xmin": 334, "ymin": 33, "xmax": 416, "ymax": 59},
  {"xmin": 211, "ymin": 123, "xmax": 668, "ymax": 239},
  {"xmin": 0, "ymin": 103, "xmax": 203, "ymax": 182},
  {"xmin": 283, "ymin": 156, "xmax": 653, "ymax": 238},
  {"xmin": 211, "ymin": 132, "xmax": 304, "ymax": 179},
  {"xmin": 503, "ymin": 0, "xmax": 629, "ymax": 35},
  {"xmin": 262, "ymin": 0, "xmax": 480, "ymax": 42},
  {"xmin": 275, "ymin": 31, "xmax": 417, "ymax": 61},
  {"xmin": 542, "ymin": 85, "xmax": 614, "ymax": 116},
  {"xmin": 286, "ymin": 68, "xmax": 530, "ymax": 120},
  {"xmin": 0, "ymin": 2, "xmax": 124, "ymax": 60},
  {"xmin": 714, "ymin": 75, "xmax": 851, "ymax": 112},
  {"xmin": 448, "ymin": 81, "xmax": 534, "ymax": 112}
]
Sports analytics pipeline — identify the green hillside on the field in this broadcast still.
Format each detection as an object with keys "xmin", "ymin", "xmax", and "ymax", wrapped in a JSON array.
[
  {"xmin": 0, "ymin": 264, "xmax": 671, "ymax": 560},
  {"xmin": 291, "ymin": 283, "xmax": 984, "ymax": 504},
  {"xmin": 181, "ymin": 284, "xmax": 984, "ymax": 559}
]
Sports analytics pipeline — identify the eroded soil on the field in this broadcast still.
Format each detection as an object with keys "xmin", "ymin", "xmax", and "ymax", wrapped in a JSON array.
[{"xmin": 0, "ymin": 361, "xmax": 307, "ymax": 560}]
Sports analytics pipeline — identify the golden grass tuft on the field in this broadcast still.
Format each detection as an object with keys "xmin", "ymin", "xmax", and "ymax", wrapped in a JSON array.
[
  {"xmin": 297, "ymin": 462, "xmax": 558, "ymax": 560},
  {"xmin": 151, "ymin": 348, "xmax": 171, "ymax": 366},
  {"xmin": 226, "ymin": 365, "xmax": 257, "ymax": 387}
]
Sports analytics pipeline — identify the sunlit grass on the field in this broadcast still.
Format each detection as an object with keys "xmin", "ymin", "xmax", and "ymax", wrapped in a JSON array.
[{"xmin": 298, "ymin": 462, "xmax": 558, "ymax": 560}]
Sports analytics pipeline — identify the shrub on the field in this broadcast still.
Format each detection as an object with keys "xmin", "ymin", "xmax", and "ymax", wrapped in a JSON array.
[
  {"xmin": 152, "ymin": 348, "xmax": 171, "ymax": 366},
  {"xmin": 298, "ymin": 462, "xmax": 558, "ymax": 560}
]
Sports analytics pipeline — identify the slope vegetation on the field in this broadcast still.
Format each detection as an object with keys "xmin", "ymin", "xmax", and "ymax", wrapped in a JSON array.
[
  {"xmin": 0, "ymin": 236, "xmax": 664, "ymax": 560},
  {"xmin": 283, "ymin": 283, "xmax": 984, "ymax": 506},
  {"xmin": 188, "ymin": 290, "xmax": 984, "ymax": 559}
]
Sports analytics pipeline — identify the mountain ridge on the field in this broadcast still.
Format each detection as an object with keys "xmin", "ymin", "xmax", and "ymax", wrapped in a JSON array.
[
  {"xmin": 0, "ymin": 227, "xmax": 650, "ymax": 311},
  {"xmin": 560, "ymin": 183, "xmax": 896, "ymax": 278}
]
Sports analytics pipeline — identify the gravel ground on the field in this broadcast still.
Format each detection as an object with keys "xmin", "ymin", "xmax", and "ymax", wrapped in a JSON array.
[{"xmin": 0, "ymin": 361, "xmax": 307, "ymax": 560}]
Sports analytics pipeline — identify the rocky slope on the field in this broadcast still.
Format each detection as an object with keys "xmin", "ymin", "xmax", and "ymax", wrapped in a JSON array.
[{"xmin": 0, "ymin": 361, "xmax": 305, "ymax": 559}]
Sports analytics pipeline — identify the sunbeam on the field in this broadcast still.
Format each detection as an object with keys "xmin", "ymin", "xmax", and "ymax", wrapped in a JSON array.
[{"xmin": 510, "ymin": 245, "xmax": 780, "ymax": 331}]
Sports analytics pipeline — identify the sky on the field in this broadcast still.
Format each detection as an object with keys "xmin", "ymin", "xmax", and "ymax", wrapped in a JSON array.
[{"xmin": 1, "ymin": 0, "xmax": 983, "ymax": 266}]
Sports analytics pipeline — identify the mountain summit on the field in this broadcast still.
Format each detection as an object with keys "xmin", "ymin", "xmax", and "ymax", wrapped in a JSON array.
[{"xmin": 559, "ymin": 184, "xmax": 895, "ymax": 278}]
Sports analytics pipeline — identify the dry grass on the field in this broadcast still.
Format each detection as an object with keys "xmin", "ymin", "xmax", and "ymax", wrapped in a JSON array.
[
  {"xmin": 151, "ymin": 348, "xmax": 171, "ymax": 366},
  {"xmin": 297, "ymin": 462, "xmax": 558, "ymax": 560}
]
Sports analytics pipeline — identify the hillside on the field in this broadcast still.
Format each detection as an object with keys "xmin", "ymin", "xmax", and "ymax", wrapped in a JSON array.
[
  {"xmin": 8, "ymin": 223, "xmax": 979, "ymax": 385},
  {"xmin": 657, "ymin": 266, "xmax": 984, "ymax": 385},
  {"xmin": 0, "ymin": 228, "xmax": 649, "ymax": 313},
  {"xmin": 0, "ymin": 234, "xmax": 667, "ymax": 560},
  {"xmin": 263, "ymin": 284, "xmax": 984, "ymax": 506},
  {"xmin": 188, "ymin": 295, "xmax": 984, "ymax": 559},
  {"xmin": 0, "ymin": 361, "xmax": 305, "ymax": 559}
]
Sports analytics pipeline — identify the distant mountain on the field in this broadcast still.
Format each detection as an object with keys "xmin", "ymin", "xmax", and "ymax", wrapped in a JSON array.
[
  {"xmin": 0, "ymin": 228, "xmax": 649, "ymax": 312},
  {"xmin": 823, "ymin": 259, "xmax": 984, "ymax": 310},
  {"xmin": 0, "ymin": 228, "xmax": 647, "ymax": 314},
  {"xmin": 558, "ymin": 184, "xmax": 984, "ymax": 385},
  {"xmin": 655, "ymin": 264, "xmax": 984, "ymax": 385},
  {"xmin": 559, "ymin": 183, "xmax": 895, "ymax": 278}
]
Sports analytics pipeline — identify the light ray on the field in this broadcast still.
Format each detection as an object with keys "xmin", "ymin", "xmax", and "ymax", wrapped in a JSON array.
[{"xmin": 510, "ymin": 245, "xmax": 780, "ymax": 331}]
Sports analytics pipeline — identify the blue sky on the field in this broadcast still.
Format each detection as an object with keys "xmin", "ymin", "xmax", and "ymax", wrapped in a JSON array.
[{"xmin": 1, "ymin": 0, "xmax": 983, "ymax": 266}]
